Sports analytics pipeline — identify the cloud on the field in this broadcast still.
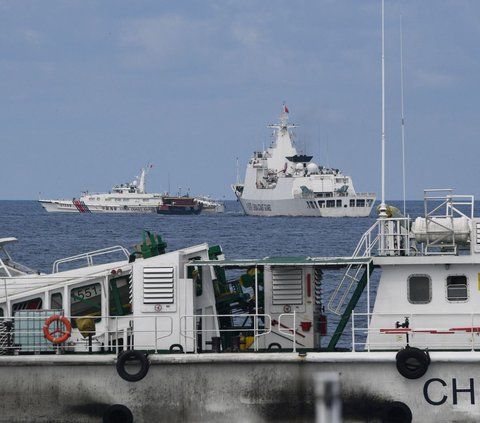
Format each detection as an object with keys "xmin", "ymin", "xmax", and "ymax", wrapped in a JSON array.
[
  {"xmin": 412, "ymin": 69, "xmax": 454, "ymax": 88},
  {"xmin": 230, "ymin": 24, "xmax": 262, "ymax": 48},
  {"xmin": 118, "ymin": 14, "xmax": 216, "ymax": 69},
  {"xmin": 23, "ymin": 29, "xmax": 43, "ymax": 46}
]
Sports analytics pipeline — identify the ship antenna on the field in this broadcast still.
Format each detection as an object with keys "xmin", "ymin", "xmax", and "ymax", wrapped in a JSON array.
[
  {"xmin": 379, "ymin": 0, "xmax": 387, "ymax": 217},
  {"xmin": 400, "ymin": 14, "xmax": 407, "ymax": 215},
  {"xmin": 326, "ymin": 132, "xmax": 330, "ymax": 169},
  {"xmin": 236, "ymin": 157, "xmax": 240, "ymax": 185}
]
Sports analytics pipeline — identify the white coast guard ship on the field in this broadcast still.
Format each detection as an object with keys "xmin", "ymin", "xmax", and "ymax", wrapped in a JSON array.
[
  {"xmin": 39, "ymin": 165, "xmax": 163, "ymax": 213},
  {"xmin": 1, "ymin": 190, "xmax": 480, "ymax": 423},
  {"xmin": 232, "ymin": 106, "xmax": 375, "ymax": 217}
]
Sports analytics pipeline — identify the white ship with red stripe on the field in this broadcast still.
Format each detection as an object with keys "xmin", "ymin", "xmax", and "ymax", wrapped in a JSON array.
[{"xmin": 39, "ymin": 165, "xmax": 163, "ymax": 213}]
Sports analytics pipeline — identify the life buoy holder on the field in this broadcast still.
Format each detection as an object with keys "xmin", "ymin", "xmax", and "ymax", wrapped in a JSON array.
[
  {"xmin": 116, "ymin": 350, "xmax": 150, "ymax": 382},
  {"xmin": 395, "ymin": 347, "xmax": 430, "ymax": 379},
  {"xmin": 43, "ymin": 315, "xmax": 72, "ymax": 344}
]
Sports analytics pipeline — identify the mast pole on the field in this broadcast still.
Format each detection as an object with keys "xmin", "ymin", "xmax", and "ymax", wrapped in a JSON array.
[
  {"xmin": 379, "ymin": 0, "xmax": 387, "ymax": 216},
  {"xmin": 400, "ymin": 15, "xmax": 407, "ymax": 216},
  {"xmin": 236, "ymin": 157, "xmax": 240, "ymax": 185}
]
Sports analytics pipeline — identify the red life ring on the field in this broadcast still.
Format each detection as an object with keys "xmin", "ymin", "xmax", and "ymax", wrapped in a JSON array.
[{"xmin": 43, "ymin": 315, "xmax": 72, "ymax": 344}]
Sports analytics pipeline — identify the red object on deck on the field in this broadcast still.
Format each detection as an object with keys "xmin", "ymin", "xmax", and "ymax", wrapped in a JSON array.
[
  {"xmin": 300, "ymin": 321, "xmax": 312, "ymax": 332},
  {"xmin": 319, "ymin": 315, "xmax": 327, "ymax": 336}
]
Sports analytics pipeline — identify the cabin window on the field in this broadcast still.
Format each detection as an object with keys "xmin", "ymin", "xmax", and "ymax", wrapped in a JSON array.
[
  {"xmin": 350, "ymin": 199, "xmax": 355, "ymax": 207},
  {"xmin": 51, "ymin": 293, "xmax": 63, "ymax": 310},
  {"xmin": 318, "ymin": 200, "xmax": 325, "ymax": 208},
  {"xmin": 71, "ymin": 283, "xmax": 102, "ymax": 318},
  {"xmin": 407, "ymin": 275, "xmax": 431, "ymax": 304},
  {"xmin": 326, "ymin": 200, "xmax": 335, "ymax": 208},
  {"xmin": 446, "ymin": 275, "xmax": 468, "ymax": 302},
  {"xmin": 356, "ymin": 199, "xmax": 366, "ymax": 207},
  {"xmin": 12, "ymin": 297, "xmax": 43, "ymax": 312},
  {"xmin": 0, "ymin": 308, "xmax": 3, "ymax": 317},
  {"xmin": 109, "ymin": 275, "xmax": 132, "ymax": 316},
  {"xmin": 336, "ymin": 200, "xmax": 342, "ymax": 207}
]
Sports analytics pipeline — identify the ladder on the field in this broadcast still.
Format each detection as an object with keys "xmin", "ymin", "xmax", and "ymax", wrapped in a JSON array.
[{"xmin": 328, "ymin": 221, "xmax": 379, "ymax": 316}]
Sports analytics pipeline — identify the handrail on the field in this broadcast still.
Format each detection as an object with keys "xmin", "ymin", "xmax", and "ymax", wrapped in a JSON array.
[
  {"xmin": 180, "ymin": 313, "xmax": 272, "ymax": 352},
  {"xmin": 352, "ymin": 311, "xmax": 480, "ymax": 352},
  {"xmin": 327, "ymin": 221, "xmax": 379, "ymax": 315},
  {"xmin": 52, "ymin": 246, "xmax": 130, "ymax": 273}
]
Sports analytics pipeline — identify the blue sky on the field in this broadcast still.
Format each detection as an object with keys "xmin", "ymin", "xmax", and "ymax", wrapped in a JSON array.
[{"xmin": 1, "ymin": 1, "xmax": 479, "ymax": 200}]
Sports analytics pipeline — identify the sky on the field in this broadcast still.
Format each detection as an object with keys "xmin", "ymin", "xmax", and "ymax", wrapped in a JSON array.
[{"xmin": 1, "ymin": 0, "xmax": 479, "ymax": 201}]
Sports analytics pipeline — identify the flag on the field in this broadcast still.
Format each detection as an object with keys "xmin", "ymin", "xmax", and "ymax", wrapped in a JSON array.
[{"xmin": 283, "ymin": 104, "xmax": 289, "ymax": 113}]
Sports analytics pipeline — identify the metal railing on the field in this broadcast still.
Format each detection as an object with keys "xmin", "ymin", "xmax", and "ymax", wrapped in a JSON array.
[
  {"xmin": 420, "ymin": 189, "xmax": 474, "ymax": 255},
  {"xmin": 180, "ymin": 313, "xmax": 273, "ymax": 353},
  {"xmin": 351, "ymin": 311, "xmax": 480, "ymax": 352},
  {"xmin": 52, "ymin": 246, "xmax": 130, "ymax": 273},
  {"xmin": 0, "ymin": 312, "xmax": 306, "ymax": 355},
  {"xmin": 0, "ymin": 314, "xmax": 175, "ymax": 355}
]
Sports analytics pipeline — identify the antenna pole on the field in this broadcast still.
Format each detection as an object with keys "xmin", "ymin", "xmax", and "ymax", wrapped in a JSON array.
[
  {"xmin": 400, "ymin": 15, "xmax": 407, "ymax": 216},
  {"xmin": 236, "ymin": 157, "xmax": 240, "ymax": 184},
  {"xmin": 379, "ymin": 0, "xmax": 387, "ymax": 217}
]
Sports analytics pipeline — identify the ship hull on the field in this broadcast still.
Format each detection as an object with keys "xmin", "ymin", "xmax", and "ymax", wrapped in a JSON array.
[
  {"xmin": 39, "ymin": 199, "xmax": 158, "ymax": 214},
  {"xmin": 0, "ymin": 352, "xmax": 476, "ymax": 423},
  {"xmin": 157, "ymin": 206, "xmax": 202, "ymax": 215},
  {"xmin": 237, "ymin": 196, "xmax": 374, "ymax": 217},
  {"xmin": 39, "ymin": 200, "xmax": 80, "ymax": 213},
  {"xmin": 201, "ymin": 204, "xmax": 225, "ymax": 213}
]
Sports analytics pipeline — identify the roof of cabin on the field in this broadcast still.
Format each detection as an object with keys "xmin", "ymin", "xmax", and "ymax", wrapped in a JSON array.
[{"xmin": 190, "ymin": 256, "xmax": 372, "ymax": 268}]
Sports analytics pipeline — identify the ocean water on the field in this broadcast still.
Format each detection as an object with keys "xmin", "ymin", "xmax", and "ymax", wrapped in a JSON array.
[{"xmin": 0, "ymin": 199, "xmax": 430, "ymax": 274}]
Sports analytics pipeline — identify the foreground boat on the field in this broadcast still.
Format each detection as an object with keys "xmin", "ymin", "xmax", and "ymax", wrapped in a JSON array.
[
  {"xmin": 39, "ymin": 165, "xmax": 162, "ymax": 213},
  {"xmin": 232, "ymin": 106, "xmax": 375, "ymax": 217},
  {"xmin": 2, "ymin": 188, "xmax": 480, "ymax": 422}
]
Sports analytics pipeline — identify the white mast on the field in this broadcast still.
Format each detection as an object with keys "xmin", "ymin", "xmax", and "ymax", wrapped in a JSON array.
[
  {"xmin": 137, "ymin": 164, "xmax": 151, "ymax": 194},
  {"xmin": 379, "ymin": 0, "xmax": 387, "ymax": 216},
  {"xmin": 400, "ymin": 15, "xmax": 407, "ymax": 216},
  {"xmin": 236, "ymin": 157, "xmax": 240, "ymax": 185}
]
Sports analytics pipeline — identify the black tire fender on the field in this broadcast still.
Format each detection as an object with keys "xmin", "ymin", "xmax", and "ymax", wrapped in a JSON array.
[
  {"xmin": 383, "ymin": 401, "xmax": 413, "ymax": 423},
  {"xmin": 267, "ymin": 342, "xmax": 282, "ymax": 350},
  {"xmin": 116, "ymin": 350, "xmax": 150, "ymax": 382},
  {"xmin": 103, "ymin": 404, "xmax": 133, "ymax": 423},
  {"xmin": 396, "ymin": 347, "xmax": 429, "ymax": 379},
  {"xmin": 169, "ymin": 343, "xmax": 184, "ymax": 353}
]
